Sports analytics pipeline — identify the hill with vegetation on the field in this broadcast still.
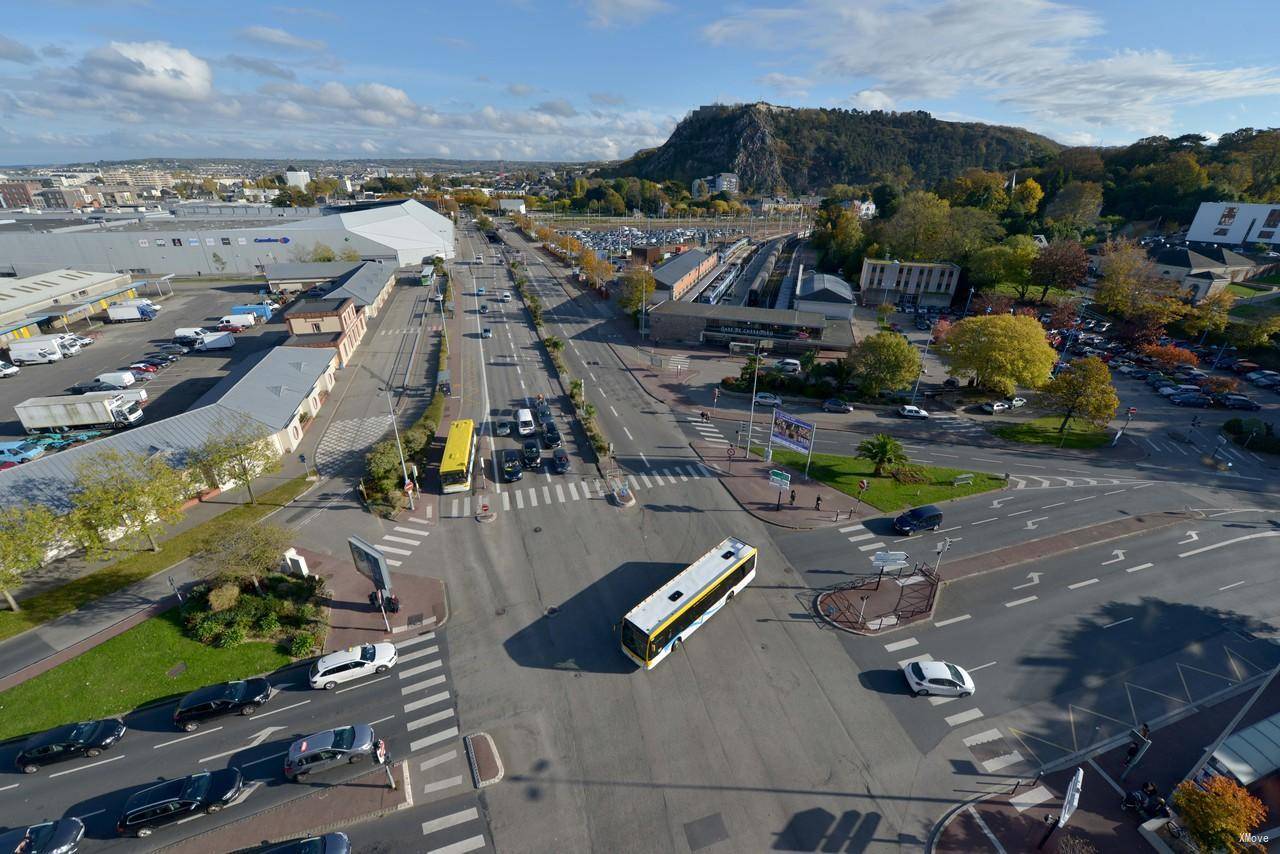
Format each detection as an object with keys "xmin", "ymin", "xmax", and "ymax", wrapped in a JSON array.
[{"xmin": 601, "ymin": 103, "xmax": 1062, "ymax": 194}]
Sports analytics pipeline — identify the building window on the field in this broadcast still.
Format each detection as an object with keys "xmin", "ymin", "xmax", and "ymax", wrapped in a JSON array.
[
  {"xmin": 1213, "ymin": 228, "xmax": 1230, "ymax": 236},
  {"xmin": 221, "ymin": 237, "xmax": 231, "ymax": 246},
  {"xmin": 292, "ymin": 426, "xmax": 301, "ymax": 440},
  {"xmin": 310, "ymin": 322, "xmax": 322, "ymax": 333},
  {"xmin": 1259, "ymin": 231, "xmax": 1275, "ymax": 240},
  {"xmin": 172, "ymin": 238, "xmax": 183, "ymax": 246}
]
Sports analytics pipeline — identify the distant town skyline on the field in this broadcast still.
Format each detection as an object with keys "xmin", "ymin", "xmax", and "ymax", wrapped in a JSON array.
[{"xmin": 2, "ymin": 0, "xmax": 1279, "ymax": 165}]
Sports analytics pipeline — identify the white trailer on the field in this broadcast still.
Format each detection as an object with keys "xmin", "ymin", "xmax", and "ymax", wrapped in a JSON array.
[
  {"xmin": 197, "ymin": 331, "xmax": 235, "ymax": 350},
  {"xmin": 15, "ymin": 393, "xmax": 144, "ymax": 433},
  {"xmin": 8, "ymin": 340, "xmax": 63, "ymax": 365},
  {"xmin": 108, "ymin": 304, "xmax": 157, "ymax": 323}
]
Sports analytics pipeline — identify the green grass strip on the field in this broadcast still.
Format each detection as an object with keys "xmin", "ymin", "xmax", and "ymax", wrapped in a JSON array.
[
  {"xmin": 769, "ymin": 450, "xmax": 1005, "ymax": 513},
  {"xmin": 992, "ymin": 415, "xmax": 1111, "ymax": 449}
]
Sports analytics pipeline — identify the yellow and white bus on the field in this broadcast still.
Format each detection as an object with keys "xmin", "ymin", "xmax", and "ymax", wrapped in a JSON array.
[
  {"xmin": 619, "ymin": 537, "xmax": 757, "ymax": 669},
  {"xmin": 439, "ymin": 419, "xmax": 477, "ymax": 494}
]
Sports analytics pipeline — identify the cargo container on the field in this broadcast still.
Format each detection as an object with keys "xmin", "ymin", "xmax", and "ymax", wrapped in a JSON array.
[
  {"xmin": 230, "ymin": 304, "xmax": 275, "ymax": 321},
  {"xmin": 197, "ymin": 331, "xmax": 235, "ymax": 350},
  {"xmin": 108, "ymin": 304, "xmax": 157, "ymax": 323}
]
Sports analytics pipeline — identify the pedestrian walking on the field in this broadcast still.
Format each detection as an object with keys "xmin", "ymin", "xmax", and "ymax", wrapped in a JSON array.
[
  {"xmin": 1125, "ymin": 741, "xmax": 1141, "ymax": 766},
  {"xmin": 790, "ymin": 489, "xmax": 796, "ymax": 506},
  {"xmin": 1139, "ymin": 723, "xmax": 1150, "ymax": 741},
  {"xmin": 815, "ymin": 495, "xmax": 823, "ymax": 511}
]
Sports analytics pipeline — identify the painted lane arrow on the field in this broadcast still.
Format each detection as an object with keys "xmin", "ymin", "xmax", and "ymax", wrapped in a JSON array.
[
  {"xmin": 1012, "ymin": 572, "xmax": 1043, "ymax": 590},
  {"xmin": 1178, "ymin": 531, "xmax": 1199, "ymax": 545},
  {"xmin": 1025, "ymin": 516, "xmax": 1049, "ymax": 530},
  {"xmin": 1101, "ymin": 549, "xmax": 1126, "ymax": 565},
  {"xmin": 198, "ymin": 726, "xmax": 286, "ymax": 764}
]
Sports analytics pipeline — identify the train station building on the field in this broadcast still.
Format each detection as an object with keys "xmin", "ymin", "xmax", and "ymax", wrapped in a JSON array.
[{"xmin": 648, "ymin": 301, "xmax": 853, "ymax": 353}]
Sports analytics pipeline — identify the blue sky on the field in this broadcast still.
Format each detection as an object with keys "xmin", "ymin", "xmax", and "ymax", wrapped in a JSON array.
[{"xmin": 2, "ymin": 0, "xmax": 1279, "ymax": 166}]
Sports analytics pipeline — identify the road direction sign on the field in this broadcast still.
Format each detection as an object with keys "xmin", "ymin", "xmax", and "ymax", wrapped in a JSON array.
[
  {"xmin": 1058, "ymin": 767, "xmax": 1084, "ymax": 827},
  {"xmin": 872, "ymin": 551, "xmax": 909, "ymax": 565},
  {"xmin": 768, "ymin": 473, "xmax": 790, "ymax": 490}
]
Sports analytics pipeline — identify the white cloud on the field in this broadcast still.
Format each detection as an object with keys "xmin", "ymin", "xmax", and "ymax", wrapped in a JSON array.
[
  {"xmin": 277, "ymin": 101, "xmax": 307, "ymax": 121},
  {"xmin": 849, "ymin": 89, "xmax": 894, "ymax": 110},
  {"xmin": 0, "ymin": 34, "xmax": 38, "ymax": 64},
  {"xmin": 80, "ymin": 41, "xmax": 213, "ymax": 102},
  {"xmin": 533, "ymin": 98, "xmax": 578, "ymax": 117},
  {"xmin": 507, "ymin": 82, "xmax": 535, "ymax": 96},
  {"xmin": 359, "ymin": 138, "xmax": 378, "ymax": 153},
  {"xmin": 589, "ymin": 91, "xmax": 626, "ymax": 106},
  {"xmin": 703, "ymin": 0, "xmax": 1280, "ymax": 139},
  {"xmin": 580, "ymin": 0, "xmax": 670, "ymax": 27},
  {"xmin": 757, "ymin": 72, "xmax": 811, "ymax": 99},
  {"xmin": 239, "ymin": 25, "xmax": 326, "ymax": 52},
  {"xmin": 354, "ymin": 82, "xmax": 417, "ymax": 117},
  {"xmin": 225, "ymin": 54, "xmax": 295, "ymax": 80}
]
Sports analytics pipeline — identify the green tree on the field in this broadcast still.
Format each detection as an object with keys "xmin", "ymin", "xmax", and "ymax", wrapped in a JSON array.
[
  {"xmin": 68, "ymin": 449, "xmax": 188, "ymax": 556},
  {"xmin": 1173, "ymin": 774, "xmax": 1267, "ymax": 854},
  {"xmin": 1228, "ymin": 316, "xmax": 1280, "ymax": 349},
  {"xmin": 1045, "ymin": 181, "xmax": 1103, "ymax": 232},
  {"xmin": 1030, "ymin": 240, "xmax": 1089, "ymax": 303},
  {"xmin": 857, "ymin": 434, "xmax": 907, "ymax": 477},
  {"xmin": 739, "ymin": 354, "xmax": 762, "ymax": 387},
  {"xmin": 306, "ymin": 242, "xmax": 337, "ymax": 263},
  {"xmin": 0, "ymin": 503, "xmax": 59, "ymax": 612},
  {"xmin": 187, "ymin": 416, "xmax": 282, "ymax": 505},
  {"xmin": 193, "ymin": 522, "xmax": 293, "ymax": 592},
  {"xmin": 881, "ymin": 191, "xmax": 952, "ymax": 260},
  {"xmin": 799, "ymin": 349, "xmax": 818, "ymax": 381},
  {"xmin": 969, "ymin": 238, "xmax": 1037, "ymax": 300},
  {"xmin": 1096, "ymin": 240, "xmax": 1187, "ymax": 336},
  {"xmin": 942, "ymin": 314, "xmax": 1058, "ymax": 396},
  {"xmin": 617, "ymin": 268, "xmax": 656, "ymax": 314},
  {"xmin": 849, "ymin": 331, "xmax": 921, "ymax": 396},
  {"xmin": 1182, "ymin": 290, "xmax": 1235, "ymax": 341},
  {"xmin": 1039, "ymin": 357, "xmax": 1118, "ymax": 433},
  {"xmin": 1009, "ymin": 177, "xmax": 1044, "ymax": 216}
]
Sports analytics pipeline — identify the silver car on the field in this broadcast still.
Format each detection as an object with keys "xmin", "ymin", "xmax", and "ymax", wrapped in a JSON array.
[{"xmin": 283, "ymin": 724, "xmax": 383, "ymax": 780}]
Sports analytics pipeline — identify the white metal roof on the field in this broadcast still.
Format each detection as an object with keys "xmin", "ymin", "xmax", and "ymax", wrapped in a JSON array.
[
  {"xmin": 623, "ymin": 537, "xmax": 754, "ymax": 633},
  {"xmin": 0, "ymin": 268, "xmax": 124, "ymax": 315}
]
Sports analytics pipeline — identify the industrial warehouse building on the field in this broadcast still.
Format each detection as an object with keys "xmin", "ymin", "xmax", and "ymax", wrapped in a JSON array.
[
  {"xmin": 0, "ymin": 268, "xmax": 136, "ymax": 347},
  {"xmin": 0, "ymin": 199, "xmax": 454, "ymax": 277},
  {"xmin": 795, "ymin": 271, "xmax": 856, "ymax": 320},
  {"xmin": 652, "ymin": 249, "xmax": 718, "ymax": 300}
]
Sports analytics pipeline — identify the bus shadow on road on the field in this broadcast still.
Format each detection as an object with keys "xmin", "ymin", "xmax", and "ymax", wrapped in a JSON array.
[{"xmin": 503, "ymin": 560, "xmax": 684, "ymax": 674}]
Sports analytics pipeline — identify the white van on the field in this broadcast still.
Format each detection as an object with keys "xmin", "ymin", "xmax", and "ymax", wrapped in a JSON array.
[
  {"xmin": 516, "ymin": 408, "xmax": 536, "ymax": 436},
  {"xmin": 173, "ymin": 327, "xmax": 211, "ymax": 340},
  {"xmin": 95, "ymin": 371, "xmax": 137, "ymax": 388},
  {"xmin": 775, "ymin": 358, "xmax": 803, "ymax": 375},
  {"xmin": 219, "ymin": 314, "xmax": 258, "ymax": 328},
  {"xmin": 8, "ymin": 340, "xmax": 62, "ymax": 365},
  {"xmin": 29, "ymin": 334, "xmax": 81, "ymax": 357}
]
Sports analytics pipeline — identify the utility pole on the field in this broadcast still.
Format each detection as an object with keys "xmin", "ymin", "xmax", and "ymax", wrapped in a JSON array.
[
  {"xmin": 383, "ymin": 386, "xmax": 415, "ymax": 512},
  {"xmin": 744, "ymin": 340, "xmax": 762, "ymax": 456}
]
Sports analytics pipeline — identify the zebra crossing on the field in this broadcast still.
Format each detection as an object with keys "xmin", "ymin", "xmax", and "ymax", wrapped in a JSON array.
[
  {"xmin": 690, "ymin": 417, "xmax": 730, "ymax": 447},
  {"xmin": 373, "ymin": 510, "xmax": 433, "ymax": 568},
  {"xmin": 378, "ymin": 327, "xmax": 420, "ymax": 336},
  {"xmin": 444, "ymin": 462, "xmax": 717, "ymax": 517},
  {"xmin": 313, "ymin": 414, "xmax": 394, "ymax": 476},
  {"xmin": 1008, "ymin": 474, "xmax": 1149, "ymax": 489},
  {"xmin": 928, "ymin": 414, "xmax": 990, "ymax": 438}
]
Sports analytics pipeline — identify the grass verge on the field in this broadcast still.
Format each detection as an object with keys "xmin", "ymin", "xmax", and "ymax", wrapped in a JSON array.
[
  {"xmin": 0, "ymin": 610, "xmax": 291, "ymax": 742},
  {"xmin": 769, "ymin": 450, "xmax": 1005, "ymax": 513},
  {"xmin": 992, "ymin": 415, "xmax": 1110, "ymax": 449},
  {"xmin": 1228, "ymin": 282, "xmax": 1271, "ymax": 298},
  {"xmin": 0, "ymin": 475, "xmax": 312, "ymax": 643},
  {"xmin": 1231, "ymin": 300, "xmax": 1280, "ymax": 321}
]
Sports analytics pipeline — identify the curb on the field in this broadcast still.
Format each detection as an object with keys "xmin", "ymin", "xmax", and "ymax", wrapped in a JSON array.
[{"xmin": 465, "ymin": 731, "xmax": 504, "ymax": 789}]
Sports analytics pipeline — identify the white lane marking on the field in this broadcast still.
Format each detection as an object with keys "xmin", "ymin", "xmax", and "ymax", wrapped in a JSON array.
[
  {"xmin": 934, "ymin": 614, "xmax": 971, "ymax": 627},
  {"xmin": 1024, "ymin": 517, "xmax": 1048, "ymax": 530},
  {"xmin": 857, "ymin": 542, "xmax": 887, "ymax": 552},
  {"xmin": 971, "ymin": 457, "xmax": 1003, "ymax": 463},
  {"xmin": 336, "ymin": 674, "xmax": 393, "ymax": 694},
  {"xmin": 375, "ymin": 544, "xmax": 413, "ymax": 556},
  {"xmin": 409, "ymin": 725, "xmax": 460, "ymax": 752},
  {"xmin": 419, "ymin": 749, "xmax": 457, "ymax": 771},
  {"xmin": 250, "ymin": 699, "xmax": 311, "ymax": 719},
  {"xmin": 1006, "ymin": 509, "xmax": 1031, "ymax": 517},
  {"xmin": 386, "ymin": 559, "xmax": 403, "ymax": 567},
  {"xmin": 983, "ymin": 752, "xmax": 1025, "ymax": 773},
  {"xmin": 609, "ymin": 405, "xmax": 619, "ymax": 417},
  {"xmin": 639, "ymin": 474, "xmax": 653, "ymax": 488},
  {"xmin": 971, "ymin": 518, "xmax": 997, "ymax": 526},
  {"xmin": 937, "ymin": 525, "xmax": 962, "ymax": 533},
  {"xmin": 1104, "ymin": 489, "xmax": 1126, "ymax": 496},
  {"xmin": 568, "ymin": 482, "xmax": 581, "ymax": 500},
  {"xmin": 967, "ymin": 806, "xmax": 1008, "ymax": 854},
  {"xmin": 839, "ymin": 524, "xmax": 864, "ymax": 532},
  {"xmin": 154, "ymin": 727, "xmax": 223, "ymax": 749},
  {"xmin": 945, "ymin": 708, "xmax": 984, "ymax": 727},
  {"xmin": 407, "ymin": 708, "xmax": 456, "ymax": 731},
  {"xmin": 1132, "ymin": 483, "xmax": 1153, "ymax": 490},
  {"xmin": 398, "ymin": 646, "xmax": 440, "ymax": 664},
  {"xmin": 401, "ymin": 675, "xmax": 447, "ymax": 696},
  {"xmin": 623, "ymin": 426, "xmax": 634, "ymax": 441},
  {"xmin": 1220, "ymin": 580, "xmax": 1247, "ymax": 591},
  {"xmin": 400, "ymin": 660, "xmax": 444, "ymax": 679},
  {"xmin": 502, "ymin": 493, "xmax": 511, "ymax": 511},
  {"xmin": 369, "ymin": 713, "xmax": 397, "ymax": 726},
  {"xmin": 1041, "ymin": 502, "xmax": 1066, "ymax": 509},
  {"xmin": 846, "ymin": 532, "xmax": 875, "ymax": 542},
  {"xmin": 884, "ymin": 638, "xmax": 918, "ymax": 652},
  {"xmin": 639, "ymin": 451, "xmax": 649, "ymax": 467},
  {"xmin": 47, "ymin": 754, "xmax": 125, "ymax": 777},
  {"xmin": 423, "ymin": 774, "xmax": 466, "ymax": 794},
  {"xmin": 1180, "ymin": 530, "xmax": 1280, "ymax": 558},
  {"xmin": 1004, "ymin": 596, "xmax": 1038, "ymax": 608},
  {"xmin": 542, "ymin": 485, "xmax": 552, "ymax": 504},
  {"xmin": 395, "ymin": 526, "xmax": 431, "ymax": 537},
  {"xmin": 968, "ymin": 661, "xmax": 998, "ymax": 672},
  {"xmin": 396, "ymin": 632, "xmax": 437, "ymax": 650},
  {"xmin": 555, "ymin": 484, "xmax": 565, "ymax": 503},
  {"xmin": 1103, "ymin": 617, "xmax": 1134, "ymax": 629},
  {"xmin": 383, "ymin": 534, "xmax": 421, "ymax": 546},
  {"xmin": 929, "ymin": 695, "xmax": 959, "ymax": 706},
  {"xmin": 428, "ymin": 835, "xmax": 487, "ymax": 854},
  {"xmin": 1011, "ymin": 785, "xmax": 1054, "ymax": 813},
  {"xmin": 404, "ymin": 691, "xmax": 452, "ymax": 713},
  {"xmin": 1073, "ymin": 495, "xmax": 1097, "ymax": 502},
  {"xmin": 933, "ymin": 452, "xmax": 959, "ymax": 458},
  {"xmin": 962, "ymin": 728, "xmax": 1002, "ymax": 747},
  {"xmin": 0, "ymin": 782, "xmax": 19, "ymax": 793},
  {"xmin": 526, "ymin": 488, "xmax": 537, "ymax": 508},
  {"xmin": 1125, "ymin": 563, "xmax": 1154, "ymax": 573},
  {"xmin": 1068, "ymin": 578, "xmax": 1100, "ymax": 590}
]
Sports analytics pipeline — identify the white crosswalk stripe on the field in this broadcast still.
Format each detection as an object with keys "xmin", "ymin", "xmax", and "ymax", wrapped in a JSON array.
[
  {"xmin": 404, "ymin": 690, "xmax": 451, "ymax": 713},
  {"xmin": 398, "ymin": 646, "xmax": 439, "ymax": 664},
  {"xmin": 407, "ymin": 708, "xmax": 456, "ymax": 731},
  {"xmin": 409, "ymin": 725, "xmax": 459, "ymax": 752},
  {"xmin": 396, "ymin": 632, "xmax": 436, "ymax": 650},
  {"xmin": 313, "ymin": 414, "xmax": 393, "ymax": 476},
  {"xmin": 376, "ymin": 544, "xmax": 412, "ymax": 556},
  {"xmin": 383, "ymin": 534, "xmax": 421, "ymax": 546},
  {"xmin": 396, "ymin": 525, "xmax": 431, "ymax": 537},
  {"xmin": 401, "ymin": 674, "xmax": 447, "ymax": 695}
]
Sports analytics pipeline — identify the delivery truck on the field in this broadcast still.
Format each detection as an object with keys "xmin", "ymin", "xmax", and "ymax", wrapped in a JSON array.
[
  {"xmin": 197, "ymin": 331, "xmax": 235, "ymax": 350},
  {"xmin": 174, "ymin": 327, "xmax": 211, "ymax": 340},
  {"xmin": 27, "ymin": 334, "xmax": 82, "ymax": 357},
  {"xmin": 219, "ymin": 313, "xmax": 260, "ymax": 329},
  {"xmin": 116, "ymin": 297, "xmax": 162, "ymax": 313},
  {"xmin": 108, "ymin": 303, "xmax": 157, "ymax": 323},
  {"xmin": 8, "ymin": 340, "xmax": 63, "ymax": 365},
  {"xmin": 15, "ymin": 393, "xmax": 144, "ymax": 433},
  {"xmin": 229, "ymin": 304, "xmax": 275, "ymax": 322}
]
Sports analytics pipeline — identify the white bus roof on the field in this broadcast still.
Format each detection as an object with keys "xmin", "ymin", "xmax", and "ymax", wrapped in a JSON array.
[{"xmin": 623, "ymin": 537, "xmax": 754, "ymax": 634}]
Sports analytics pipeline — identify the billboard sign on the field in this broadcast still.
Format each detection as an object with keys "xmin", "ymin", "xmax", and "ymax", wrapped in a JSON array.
[
  {"xmin": 348, "ymin": 535, "xmax": 393, "ymax": 593},
  {"xmin": 771, "ymin": 409, "xmax": 814, "ymax": 454}
]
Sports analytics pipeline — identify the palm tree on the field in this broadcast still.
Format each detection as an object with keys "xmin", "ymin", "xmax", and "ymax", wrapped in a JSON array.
[{"xmin": 857, "ymin": 433, "xmax": 907, "ymax": 477}]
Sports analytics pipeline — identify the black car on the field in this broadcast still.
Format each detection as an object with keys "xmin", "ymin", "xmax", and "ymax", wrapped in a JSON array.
[
  {"xmin": 1216, "ymin": 394, "xmax": 1261, "ymax": 411},
  {"xmin": 136, "ymin": 358, "xmax": 171, "ymax": 370},
  {"xmin": 1169, "ymin": 392, "xmax": 1212, "ymax": 408},
  {"xmin": 522, "ymin": 439, "xmax": 541, "ymax": 468},
  {"xmin": 69, "ymin": 379, "xmax": 126, "ymax": 394},
  {"xmin": 914, "ymin": 318, "xmax": 932, "ymax": 331},
  {"xmin": 116, "ymin": 768, "xmax": 243, "ymax": 838},
  {"xmin": 893, "ymin": 504, "xmax": 944, "ymax": 534},
  {"xmin": 257, "ymin": 832, "xmax": 351, "ymax": 854},
  {"xmin": 16, "ymin": 718, "xmax": 126, "ymax": 773},
  {"xmin": 501, "ymin": 449, "xmax": 523, "ymax": 482},
  {"xmin": 154, "ymin": 343, "xmax": 189, "ymax": 355},
  {"xmin": 172, "ymin": 335, "xmax": 201, "ymax": 347},
  {"xmin": 542, "ymin": 423, "xmax": 562, "ymax": 449},
  {"xmin": 0, "ymin": 818, "xmax": 85, "ymax": 853},
  {"xmin": 535, "ymin": 400, "xmax": 552, "ymax": 422},
  {"xmin": 144, "ymin": 352, "xmax": 180, "ymax": 364},
  {"xmin": 173, "ymin": 678, "xmax": 272, "ymax": 731},
  {"xmin": 551, "ymin": 448, "xmax": 570, "ymax": 474}
]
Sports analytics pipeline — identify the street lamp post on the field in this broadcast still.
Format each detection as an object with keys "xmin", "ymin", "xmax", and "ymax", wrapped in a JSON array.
[
  {"xmin": 744, "ymin": 341, "xmax": 762, "ymax": 456},
  {"xmin": 383, "ymin": 387, "xmax": 415, "ymax": 512},
  {"xmin": 910, "ymin": 323, "xmax": 934, "ymax": 405}
]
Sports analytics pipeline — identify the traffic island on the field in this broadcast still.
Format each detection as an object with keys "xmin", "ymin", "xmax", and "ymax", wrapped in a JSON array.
[
  {"xmin": 156, "ymin": 761, "xmax": 412, "ymax": 854},
  {"xmin": 465, "ymin": 731, "xmax": 504, "ymax": 788},
  {"xmin": 474, "ymin": 493, "xmax": 497, "ymax": 523},
  {"xmin": 816, "ymin": 566, "xmax": 939, "ymax": 635}
]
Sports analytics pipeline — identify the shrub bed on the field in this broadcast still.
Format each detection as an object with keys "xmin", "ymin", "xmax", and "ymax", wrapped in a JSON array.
[
  {"xmin": 1224, "ymin": 417, "xmax": 1280, "ymax": 454},
  {"xmin": 182, "ymin": 572, "xmax": 328, "ymax": 656}
]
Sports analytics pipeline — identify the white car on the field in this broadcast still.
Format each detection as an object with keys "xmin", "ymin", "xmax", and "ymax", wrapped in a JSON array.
[
  {"xmin": 1007, "ymin": 397, "xmax": 1027, "ymax": 408},
  {"xmin": 982, "ymin": 401, "xmax": 1010, "ymax": 414},
  {"xmin": 753, "ymin": 392, "xmax": 783, "ymax": 407},
  {"xmin": 902, "ymin": 660, "xmax": 975, "ymax": 698},
  {"xmin": 309, "ymin": 642, "xmax": 398, "ymax": 690},
  {"xmin": 72, "ymin": 335, "xmax": 95, "ymax": 347},
  {"xmin": 1159, "ymin": 384, "xmax": 1199, "ymax": 397},
  {"xmin": 0, "ymin": 361, "xmax": 18, "ymax": 378},
  {"xmin": 897, "ymin": 405, "xmax": 930, "ymax": 419}
]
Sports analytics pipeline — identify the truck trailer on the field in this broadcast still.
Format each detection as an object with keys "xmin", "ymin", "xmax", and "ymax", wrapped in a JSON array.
[
  {"xmin": 15, "ymin": 393, "xmax": 144, "ymax": 433},
  {"xmin": 108, "ymin": 304, "xmax": 158, "ymax": 323},
  {"xmin": 197, "ymin": 331, "xmax": 235, "ymax": 350},
  {"xmin": 230, "ymin": 304, "xmax": 276, "ymax": 321}
]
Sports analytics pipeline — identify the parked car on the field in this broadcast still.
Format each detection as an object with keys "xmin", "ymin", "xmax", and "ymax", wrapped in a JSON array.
[
  {"xmin": 897, "ymin": 404, "xmax": 930, "ymax": 420},
  {"xmin": 1007, "ymin": 397, "xmax": 1027, "ymax": 408},
  {"xmin": 154, "ymin": 343, "xmax": 189, "ymax": 355},
  {"xmin": 257, "ymin": 832, "xmax": 351, "ymax": 854},
  {"xmin": 942, "ymin": 377, "xmax": 960, "ymax": 389},
  {"xmin": 479, "ymin": 304, "xmax": 489, "ymax": 315},
  {"xmin": 981, "ymin": 401, "xmax": 1010, "ymax": 414},
  {"xmin": 475, "ymin": 286, "xmax": 486, "ymax": 295},
  {"xmin": 136, "ymin": 358, "xmax": 170, "ymax": 370},
  {"xmin": 173, "ymin": 678, "xmax": 273, "ymax": 731},
  {"xmin": 116, "ymin": 769, "xmax": 243, "ymax": 838},
  {"xmin": 16, "ymin": 718, "xmax": 127, "ymax": 773},
  {"xmin": 551, "ymin": 448, "xmax": 571, "ymax": 474},
  {"xmin": 481, "ymin": 327, "xmax": 492, "ymax": 339},
  {"xmin": 0, "ymin": 818, "xmax": 85, "ymax": 854},
  {"xmin": 283, "ymin": 724, "xmax": 382, "ymax": 781},
  {"xmin": 71, "ymin": 334, "xmax": 95, "ymax": 347},
  {"xmin": 128, "ymin": 369, "xmax": 154, "ymax": 383},
  {"xmin": 69, "ymin": 379, "xmax": 127, "ymax": 394},
  {"xmin": 752, "ymin": 392, "xmax": 782, "ymax": 407},
  {"xmin": 893, "ymin": 504, "xmax": 944, "ymax": 534},
  {"xmin": 501, "ymin": 449, "xmax": 523, "ymax": 482},
  {"xmin": 495, "ymin": 420, "xmax": 511, "ymax": 437},
  {"xmin": 522, "ymin": 438, "xmax": 541, "ymax": 468},
  {"xmin": 902, "ymin": 660, "xmax": 975, "ymax": 698},
  {"xmin": 1159, "ymin": 384, "xmax": 1200, "ymax": 397},
  {"xmin": 0, "ymin": 360, "xmax": 18, "ymax": 378},
  {"xmin": 822, "ymin": 398, "xmax": 853, "ymax": 413},
  {"xmin": 126, "ymin": 362, "xmax": 158, "ymax": 373},
  {"xmin": 144, "ymin": 352, "xmax": 180, "ymax": 364},
  {"xmin": 542, "ymin": 423, "xmax": 562, "ymax": 448},
  {"xmin": 0, "ymin": 440, "xmax": 46, "ymax": 465},
  {"xmin": 1217, "ymin": 394, "xmax": 1262, "ymax": 411},
  {"xmin": 216, "ymin": 323, "xmax": 245, "ymax": 333},
  {"xmin": 1169, "ymin": 392, "xmax": 1212, "ymax": 407},
  {"xmin": 309, "ymin": 643, "xmax": 398, "ymax": 690}
]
